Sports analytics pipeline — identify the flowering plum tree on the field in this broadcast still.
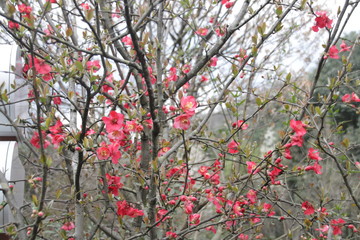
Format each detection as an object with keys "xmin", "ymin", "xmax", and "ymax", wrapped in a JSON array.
[{"xmin": 0, "ymin": 0, "xmax": 359, "ymax": 239}]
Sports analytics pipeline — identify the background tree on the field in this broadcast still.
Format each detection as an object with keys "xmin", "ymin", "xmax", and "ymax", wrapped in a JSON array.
[{"xmin": 0, "ymin": 0, "xmax": 359, "ymax": 239}]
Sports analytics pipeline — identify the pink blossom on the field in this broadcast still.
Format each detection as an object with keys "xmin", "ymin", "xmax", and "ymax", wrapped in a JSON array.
[
  {"xmin": 173, "ymin": 114, "xmax": 192, "ymax": 130},
  {"xmin": 121, "ymin": 36, "xmax": 133, "ymax": 47},
  {"xmin": 166, "ymin": 231, "xmax": 178, "ymax": 239},
  {"xmin": 97, "ymin": 144, "xmax": 111, "ymax": 160},
  {"xmin": 28, "ymin": 55, "xmax": 52, "ymax": 75},
  {"xmin": 206, "ymin": 226, "xmax": 217, "ymax": 233},
  {"xmin": 246, "ymin": 161, "xmax": 260, "ymax": 175},
  {"xmin": 18, "ymin": 4, "xmax": 32, "ymax": 14},
  {"xmin": 305, "ymin": 162, "xmax": 322, "ymax": 174},
  {"xmin": 86, "ymin": 60, "xmax": 101, "ymax": 72},
  {"xmin": 342, "ymin": 92, "xmax": 360, "ymax": 103},
  {"xmin": 238, "ymin": 234, "xmax": 249, "ymax": 240},
  {"xmin": 184, "ymin": 201, "xmax": 194, "ymax": 214},
  {"xmin": 180, "ymin": 96, "xmax": 198, "ymax": 114},
  {"xmin": 340, "ymin": 41, "xmax": 351, "ymax": 52},
  {"xmin": 308, "ymin": 148, "xmax": 322, "ymax": 161},
  {"xmin": 209, "ymin": 57, "xmax": 218, "ymax": 67},
  {"xmin": 324, "ymin": 45, "xmax": 339, "ymax": 59},
  {"xmin": 196, "ymin": 28, "xmax": 208, "ymax": 36},
  {"xmin": 189, "ymin": 213, "xmax": 201, "ymax": 225},
  {"xmin": 232, "ymin": 120, "xmax": 249, "ymax": 130},
  {"xmin": 302, "ymin": 201, "xmax": 315, "ymax": 215},
  {"xmin": 227, "ymin": 140, "xmax": 240, "ymax": 154},
  {"xmin": 289, "ymin": 119, "xmax": 307, "ymax": 137},
  {"xmin": 53, "ymin": 96, "xmax": 62, "ymax": 105},
  {"xmin": 116, "ymin": 200, "xmax": 144, "ymax": 218},
  {"xmin": 30, "ymin": 131, "xmax": 50, "ymax": 149},
  {"xmin": 330, "ymin": 218, "xmax": 345, "ymax": 235},
  {"xmin": 80, "ymin": 3, "xmax": 91, "ymax": 10},
  {"xmin": 283, "ymin": 148, "xmax": 292, "ymax": 159},
  {"xmin": 201, "ymin": 75, "xmax": 208, "ymax": 82},
  {"xmin": 233, "ymin": 201, "xmax": 245, "ymax": 216},
  {"xmin": 246, "ymin": 189, "xmax": 257, "ymax": 204},
  {"xmin": 105, "ymin": 173, "xmax": 123, "ymax": 196},
  {"xmin": 102, "ymin": 111, "xmax": 124, "ymax": 133},
  {"xmin": 61, "ymin": 222, "xmax": 75, "ymax": 231},
  {"xmin": 312, "ymin": 11, "xmax": 332, "ymax": 32},
  {"xmin": 8, "ymin": 21, "xmax": 20, "ymax": 30}
]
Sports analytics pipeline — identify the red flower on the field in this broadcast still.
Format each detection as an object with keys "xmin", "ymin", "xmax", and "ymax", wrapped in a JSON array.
[
  {"xmin": 30, "ymin": 131, "xmax": 50, "ymax": 149},
  {"xmin": 305, "ymin": 162, "xmax": 322, "ymax": 174},
  {"xmin": 221, "ymin": 0, "xmax": 235, "ymax": 8},
  {"xmin": 180, "ymin": 96, "xmax": 198, "ymax": 114},
  {"xmin": 166, "ymin": 231, "xmax": 178, "ymax": 239},
  {"xmin": 227, "ymin": 140, "xmax": 240, "ymax": 154},
  {"xmin": 312, "ymin": 11, "xmax": 332, "ymax": 32},
  {"xmin": 340, "ymin": 41, "xmax": 351, "ymax": 52},
  {"xmin": 302, "ymin": 201, "xmax": 315, "ymax": 215},
  {"xmin": 184, "ymin": 201, "xmax": 194, "ymax": 214},
  {"xmin": 308, "ymin": 148, "xmax": 322, "ymax": 161},
  {"xmin": 324, "ymin": 45, "xmax": 339, "ymax": 59},
  {"xmin": 108, "ymin": 143, "xmax": 121, "ymax": 164},
  {"xmin": 80, "ymin": 3, "xmax": 91, "ymax": 10},
  {"xmin": 105, "ymin": 173, "xmax": 123, "ymax": 196},
  {"xmin": 49, "ymin": 134, "xmax": 65, "ymax": 148},
  {"xmin": 196, "ymin": 28, "xmax": 208, "ymax": 36},
  {"xmin": 125, "ymin": 119, "xmax": 143, "ymax": 132},
  {"xmin": 283, "ymin": 148, "xmax": 292, "ymax": 159},
  {"xmin": 330, "ymin": 218, "xmax": 345, "ymax": 235},
  {"xmin": 246, "ymin": 161, "xmax": 260, "ymax": 175},
  {"xmin": 173, "ymin": 114, "xmax": 192, "ymax": 130},
  {"xmin": 49, "ymin": 120, "xmax": 63, "ymax": 134},
  {"xmin": 97, "ymin": 144, "xmax": 111, "ymax": 160},
  {"xmin": 8, "ymin": 21, "xmax": 20, "ymax": 30},
  {"xmin": 102, "ymin": 111, "xmax": 124, "ymax": 133},
  {"xmin": 209, "ymin": 57, "xmax": 218, "ymax": 67},
  {"xmin": 61, "ymin": 222, "xmax": 75, "ymax": 231},
  {"xmin": 233, "ymin": 201, "xmax": 245, "ymax": 216},
  {"xmin": 289, "ymin": 119, "xmax": 307, "ymax": 137},
  {"xmin": 189, "ymin": 213, "xmax": 201, "ymax": 225},
  {"xmin": 342, "ymin": 92, "xmax": 360, "ymax": 103},
  {"xmin": 246, "ymin": 189, "xmax": 257, "ymax": 204},
  {"xmin": 53, "ymin": 96, "xmax": 62, "ymax": 105},
  {"xmin": 18, "ymin": 4, "xmax": 32, "ymax": 14},
  {"xmin": 116, "ymin": 200, "xmax": 144, "ymax": 218},
  {"xmin": 86, "ymin": 60, "xmax": 101, "ymax": 72},
  {"xmin": 28, "ymin": 55, "xmax": 52, "ymax": 75},
  {"xmin": 232, "ymin": 120, "xmax": 248, "ymax": 130},
  {"xmin": 206, "ymin": 226, "xmax": 217, "ymax": 233},
  {"xmin": 121, "ymin": 36, "xmax": 133, "ymax": 48}
]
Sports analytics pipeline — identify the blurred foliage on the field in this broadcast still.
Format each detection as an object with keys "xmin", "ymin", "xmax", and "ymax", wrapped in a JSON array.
[{"xmin": 314, "ymin": 31, "xmax": 360, "ymax": 131}]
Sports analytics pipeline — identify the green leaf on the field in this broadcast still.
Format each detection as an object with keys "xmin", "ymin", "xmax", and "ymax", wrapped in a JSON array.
[
  {"xmin": 300, "ymin": 0, "xmax": 307, "ymax": 9},
  {"xmin": 32, "ymin": 194, "xmax": 39, "ymax": 207},
  {"xmin": 85, "ymin": 9, "xmax": 94, "ymax": 21},
  {"xmin": 276, "ymin": 6, "xmax": 283, "ymax": 16},
  {"xmin": 46, "ymin": 157, "xmax": 53, "ymax": 167},
  {"xmin": 1, "ymin": 93, "xmax": 8, "ymax": 103},
  {"xmin": 74, "ymin": 61, "xmax": 83, "ymax": 71},
  {"xmin": 251, "ymin": 46, "xmax": 258, "ymax": 56},
  {"xmin": 286, "ymin": 73, "xmax": 292, "ymax": 83},
  {"xmin": 231, "ymin": 64, "xmax": 239, "ymax": 75},
  {"xmin": 341, "ymin": 138, "xmax": 350, "ymax": 148},
  {"xmin": 66, "ymin": 27, "xmax": 73, "ymax": 37},
  {"xmin": 255, "ymin": 97, "xmax": 262, "ymax": 106},
  {"xmin": 6, "ymin": 3, "xmax": 16, "ymax": 15},
  {"xmin": 55, "ymin": 189, "xmax": 62, "ymax": 199},
  {"xmin": 252, "ymin": 35, "xmax": 257, "ymax": 44}
]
